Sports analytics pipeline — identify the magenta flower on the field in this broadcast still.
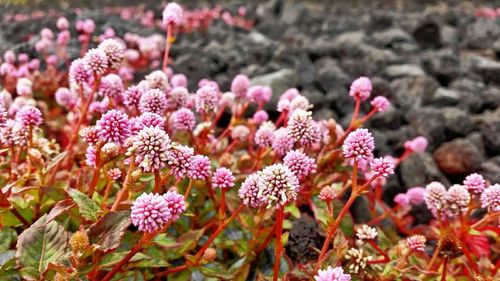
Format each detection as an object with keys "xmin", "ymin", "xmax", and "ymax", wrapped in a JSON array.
[
  {"xmin": 404, "ymin": 136, "xmax": 428, "ymax": 153},
  {"xmin": 231, "ymin": 74, "xmax": 250, "ymax": 99},
  {"xmin": 85, "ymin": 146, "xmax": 96, "ymax": 167},
  {"xmin": 283, "ymin": 150, "xmax": 317, "ymax": 180},
  {"xmin": 170, "ymin": 74, "xmax": 188, "ymax": 88},
  {"xmin": 98, "ymin": 39, "xmax": 125, "ymax": 69},
  {"xmin": 107, "ymin": 168, "xmax": 122, "ymax": 180},
  {"xmin": 287, "ymin": 110, "xmax": 320, "ymax": 147},
  {"xmin": 212, "ymin": 167, "xmax": 235, "ymax": 189},
  {"xmin": 481, "ymin": 184, "xmax": 500, "ymax": 212},
  {"xmin": 406, "ymin": 187, "xmax": 426, "ymax": 205},
  {"xmin": 195, "ymin": 84, "xmax": 219, "ymax": 114},
  {"xmin": 55, "ymin": 87, "xmax": 78, "ymax": 109},
  {"xmin": 370, "ymin": 96, "xmax": 390, "ymax": 112},
  {"xmin": 272, "ymin": 128, "xmax": 294, "ymax": 156},
  {"xmin": 370, "ymin": 157, "xmax": 394, "ymax": 178},
  {"xmin": 343, "ymin": 128, "xmax": 375, "ymax": 161},
  {"xmin": 319, "ymin": 186, "xmax": 336, "ymax": 202},
  {"xmin": 239, "ymin": 173, "xmax": 264, "ymax": 208},
  {"xmin": 83, "ymin": 48, "xmax": 108, "ymax": 75},
  {"xmin": 257, "ymin": 164, "xmax": 299, "ymax": 207},
  {"xmin": 463, "ymin": 173, "xmax": 486, "ymax": 194},
  {"xmin": 167, "ymin": 144, "xmax": 194, "ymax": 179},
  {"xmin": 407, "ymin": 235, "xmax": 426, "ymax": 252},
  {"xmin": 0, "ymin": 104, "xmax": 7, "ymax": 127},
  {"xmin": 172, "ymin": 108, "xmax": 196, "ymax": 132},
  {"xmin": 187, "ymin": 154, "xmax": 211, "ymax": 180},
  {"xmin": 252, "ymin": 110, "xmax": 269, "ymax": 125},
  {"xmin": 394, "ymin": 193, "xmax": 410, "ymax": 207},
  {"xmin": 98, "ymin": 74, "xmax": 124, "ymax": 99},
  {"xmin": 314, "ymin": 266, "xmax": 351, "ymax": 281},
  {"xmin": 162, "ymin": 191, "xmax": 187, "ymax": 221},
  {"xmin": 69, "ymin": 58, "xmax": 93, "ymax": 86},
  {"xmin": 255, "ymin": 122, "xmax": 275, "ymax": 148},
  {"xmin": 131, "ymin": 193, "xmax": 171, "ymax": 233},
  {"xmin": 248, "ymin": 85, "xmax": 272, "ymax": 104},
  {"xmin": 96, "ymin": 109, "xmax": 131, "ymax": 145},
  {"xmin": 166, "ymin": 87, "xmax": 189, "ymax": 110},
  {"xmin": 163, "ymin": 2, "xmax": 183, "ymax": 26},
  {"xmin": 123, "ymin": 85, "xmax": 142, "ymax": 109},
  {"xmin": 128, "ymin": 126, "xmax": 171, "ymax": 172},
  {"xmin": 0, "ymin": 120, "xmax": 28, "ymax": 146},
  {"xmin": 139, "ymin": 112, "xmax": 165, "ymax": 129},
  {"xmin": 139, "ymin": 89, "xmax": 168, "ymax": 115},
  {"xmin": 16, "ymin": 105, "xmax": 42, "ymax": 127},
  {"xmin": 349, "ymin": 76, "xmax": 372, "ymax": 101},
  {"xmin": 80, "ymin": 126, "xmax": 99, "ymax": 146}
]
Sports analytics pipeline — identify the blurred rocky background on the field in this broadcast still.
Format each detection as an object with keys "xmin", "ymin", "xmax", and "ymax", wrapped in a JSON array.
[{"xmin": 1, "ymin": 0, "xmax": 499, "ymax": 217}]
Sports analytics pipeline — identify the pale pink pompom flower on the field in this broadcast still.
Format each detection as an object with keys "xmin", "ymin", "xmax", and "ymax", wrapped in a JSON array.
[
  {"xmin": 257, "ymin": 164, "xmax": 299, "ymax": 207},
  {"xmin": 314, "ymin": 266, "xmax": 351, "ymax": 281},
  {"xmin": 128, "ymin": 126, "xmax": 172, "ymax": 172},
  {"xmin": 463, "ymin": 173, "xmax": 486, "ymax": 194},
  {"xmin": 370, "ymin": 96, "xmax": 390, "ymax": 112},
  {"xmin": 252, "ymin": 110, "xmax": 269, "ymax": 125},
  {"xmin": 407, "ymin": 235, "xmax": 426, "ymax": 252},
  {"xmin": 404, "ymin": 136, "xmax": 428, "ymax": 153},
  {"xmin": 319, "ymin": 186, "xmax": 336, "ymax": 202},
  {"xmin": 343, "ymin": 128, "xmax": 375, "ymax": 161},
  {"xmin": 172, "ymin": 108, "xmax": 196, "ymax": 132},
  {"xmin": 212, "ymin": 167, "xmax": 235, "ymax": 189},
  {"xmin": 187, "ymin": 155, "xmax": 211, "ymax": 180},
  {"xmin": 139, "ymin": 89, "xmax": 168, "ymax": 115},
  {"xmin": 131, "ymin": 193, "xmax": 171, "ymax": 233},
  {"xmin": 370, "ymin": 157, "xmax": 394, "ymax": 178},
  {"xmin": 349, "ymin": 76, "xmax": 372, "ymax": 101},
  {"xmin": 231, "ymin": 74, "xmax": 250, "ymax": 99},
  {"xmin": 163, "ymin": 2, "xmax": 183, "ymax": 26},
  {"xmin": 239, "ymin": 173, "xmax": 264, "ymax": 208},
  {"xmin": 283, "ymin": 150, "xmax": 317, "ymax": 180},
  {"xmin": 167, "ymin": 144, "xmax": 194, "ymax": 179},
  {"xmin": 162, "ymin": 191, "xmax": 187, "ymax": 221},
  {"xmin": 95, "ymin": 110, "xmax": 131, "ymax": 145},
  {"xmin": 481, "ymin": 184, "xmax": 500, "ymax": 212},
  {"xmin": 83, "ymin": 48, "xmax": 108, "ymax": 75},
  {"xmin": 406, "ymin": 187, "xmax": 426, "ymax": 205},
  {"xmin": 15, "ymin": 105, "xmax": 42, "ymax": 127},
  {"xmin": 107, "ymin": 168, "xmax": 122, "ymax": 180}
]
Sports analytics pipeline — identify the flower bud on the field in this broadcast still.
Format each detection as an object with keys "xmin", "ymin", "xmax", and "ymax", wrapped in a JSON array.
[
  {"xmin": 203, "ymin": 248, "xmax": 217, "ymax": 261},
  {"xmin": 70, "ymin": 231, "xmax": 89, "ymax": 253}
]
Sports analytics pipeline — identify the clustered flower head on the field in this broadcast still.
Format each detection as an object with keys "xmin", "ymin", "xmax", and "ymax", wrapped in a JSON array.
[
  {"xmin": 139, "ymin": 89, "xmax": 168, "ymax": 115},
  {"xmin": 98, "ymin": 38, "xmax": 125, "ymax": 69},
  {"xmin": 167, "ymin": 144, "xmax": 194, "ymax": 178},
  {"xmin": 349, "ymin": 76, "xmax": 372, "ymax": 101},
  {"xmin": 163, "ymin": 2, "xmax": 183, "ymax": 26},
  {"xmin": 187, "ymin": 154, "xmax": 212, "ymax": 180},
  {"xmin": 239, "ymin": 173, "xmax": 263, "ymax": 208},
  {"xmin": 107, "ymin": 168, "xmax": 122, "ymax": 180},
  {"xmin": 287, "ymin": 110, "xmax": 320, "ymax": 147},
  {"xmin": 345, "ymin": 248, "xmax": 372, "ymax": 274},
  {"xmin": 55, "ymin": 87, "xmax": 78, "ymax": 109},
  {"xmin": 131, "ymin": 193, "xmax": 171, "ymax": 233},
  {"xmin": 128, "ymin": 126, "xmax": 171, "ymax": 172},
  {"xmin": 481, "ymin": 184, "xmax": 500, "ymax": 212},
  {"xmin": 424, "ymin": 182, "xmax": 448, "ymax": 218},
  {"xmin": 15, "ymin": 105, "xmax": 42, "ymax": 127},
  {"xmin": 370, "ymin": 96, "xmax": 390, "ymax": 112},
  {"xmin": 272, "ymin": 128, "xmax": 294, "ymax": 156},
  {"xmin": 314, "ymin": 266, "xmax": 351, "ymax": 281},
  {"xmin": 343, "ymin": 128, "xmax": 375, "ymax": 161},
  {"xmin": 404, "ymin": 136, "xmax": 428, "ymax": 153},
  {"xmin": 162, "ymin": 191, "xmax": 187, "ymax": 221},
  {"xmin": 463, "ymin": 173, "xmax": 486, "ymax": 194},
  {"xmin": 231, "ymin": 74, "xmax": 250, "ymax": 99},
  {"xmin": 369, "ymin": 157, "xmax": 394, "ymax": 178},
  {"xmin": 98, "ymin": 74, "xmax": 124, "ymax": 99},
  {"xmin": 254, "ymin": 122, "xmax": 275, "ymax": 148},
  {"xmin": 319, "ymin": 185, "xmax": 336, "ymax": 202},
  {"xmin": 83, "ymin": 48, "xmax": 108, "ymax": 75},
  {"xmin": 195, "ymin": 84, "xmax": 219, "ymax": 114},
  {"xmin": 212, "ymin": 167, "xmax": 235, "ymax": 189},
  {"xmin": 283, "ymin": 150, "xmax": 317, "ymax": 180},
  {"xmin": 257, "ymin": 164, "xmax": 299, "ymax": 207},
  {"xmin": 96, "ymin": 110, "xmax": 131, "ymax": 144},
  {"xmin": 407, "ymin": 235, "xmax": 427, "ymax": 252},
  {"xmin": 447, "ymin": 184, "xmax": 470, "ymax": 216},
  {"xmin": 356, "ymin": 225, "xmax": 378, "ymax": 241}
]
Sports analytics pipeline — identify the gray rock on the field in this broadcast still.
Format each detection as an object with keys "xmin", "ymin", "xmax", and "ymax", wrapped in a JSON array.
[
  {"xmin": 389, "ymin": 77, "xmax": 440, "ymax": 111},
  {"xmin": 315, "ymin": 57, "xmax": 350, "ymax": 92},
  {"xmin": 449, "ymin": 78, "xmax": 485, "ymax": 113},
  {"xmin": 400, "ymin": 152, "xmax": 450, "ymax": 187},
  {"xmin": 440, "ymin": 25, "xmax": 458, "ymax": 47},
  {"xmin": 463, "ymin": 18, "xmax": 500, "ymax": 49},
  {"xmin": 472, "ymin": 108, "xmax": 500, "ymax": 155},
  {"xmin": 251, "ymin": 68, "xmax": 298, "ymax": 108},
  {"xmin": 372, "ymin": 28, "xmax": 414, "ymax": 49},
  {"xmin": 412, "ymin": 20, "xmax": 441, "ymax": 49},
  {"xmin": 280, "ymin": 1, "xmax": 307, "ymax": 26},
  {"xmin": 407, "ymin": 107, "xmax": 446, "ymax": 149},
  {"xmin": 441, "ymin": 107, "xmax": 473, "ymax": 138},
  {"xmin": 421, "ymin": 49, "xmax": 460, "ymax": 86},
  {"xmin": 480, "ymin": 156, "xmax": 500, "ymax": 183},
  {"xmin": 428, "ymin": 87, "xmax": 460, "ymax": 106},
  {"xmin": 472, "ymin": 57, "xmax": 500, "ymax": 85},
  {"xmin": 384, "ymin": 64, "xmax": 425, "ymax": 79},
  {"xmin": 433, "ymin": 138, "xmax": 484, "ymax": 176}
]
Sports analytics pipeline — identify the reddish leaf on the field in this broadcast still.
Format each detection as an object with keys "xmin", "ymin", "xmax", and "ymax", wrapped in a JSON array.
[
  {"xmin": 87, "ymin": 211, "xmax": 131, "ymax": 252},
  {"xmin": 465, "ymin": 232, "xmax": 490, "ymax": 257},
  {"xmin": 45, "ymin": 199, "xmax": 75, "ymax": 225}
]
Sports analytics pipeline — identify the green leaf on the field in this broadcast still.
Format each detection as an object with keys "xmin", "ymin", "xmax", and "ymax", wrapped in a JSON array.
[
  {"xmin": 159, "ymin": 229, "xmax": 205, "ymax": 259},
  {"xmin": 45, "ymin": 199, "xmax": 75, "ymax": 225},
  {"xmin": 44, "ymin": 151, "xmax": 68, "ymax": 174},
  {"xmin": 68, "ymin": 189, "xmax": 100, "ymax": 221},
  {"xmin": 285, "ymin": 205, "xmax": 300, "ymax": 219},
  {"xmin": 15, "ymin": 215, "xmax": 70, "ymax": 278},
  {"xmin": 199, "ymin": 262, "xmax": 232, "ymax": 279},
  {"xmin": 0, "ymin": 227, "xmax": 17, "ymax": 252},
  {"xmin": 87, "ymin": 210, "xmax": 131, "ymax": 252}
]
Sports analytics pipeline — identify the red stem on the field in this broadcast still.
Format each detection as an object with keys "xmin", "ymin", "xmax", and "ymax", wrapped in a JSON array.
[
  {"xmin": 367, "ymin": 240, "xmax": 390, "ymax": 264},
  {"xmin": 273, "ymin": 206, "xmax": 285, "ymax": 281},
  {"xmin": 153, "ymin": 170, "xmax": 162, "ymax": 193},
  {"xmin": 184, "ymin": 179, "xmax": 193, "ymax": 198},
  {"xmin": 440, "ymin": 257, "xmax": 448, "ymax": 281},
  {"xmin": 162, "ymin": 24, "xmax": 173, "ymax": 73}
]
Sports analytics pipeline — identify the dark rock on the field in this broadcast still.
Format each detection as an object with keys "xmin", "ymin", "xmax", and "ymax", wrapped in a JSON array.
[
  {"xmin": 463, "ymin": 18, "xmax": 500, "ymax": 49},
  {"xmin": 472, "ymin": 108, "xmax": 500, "ymax": 156},
  {"xmin": 400, "ymin": 152, "xmax": 450, "ymax": 187},
  {"xmin": 479, "ymin": 156, "xmax": 500, "ymax": 183},
  {"xmin": 351, "ymin": 196, "xmax": 371, "ymax": 224},
  {"xmin": 279, "ymin": 1, "xmax": 307, "ymax": 26},
  {"xmin": 363, "ymin": 12, "xmax": 394, "ymax": 32},
  {"xmin": 389, "ymin": 77, "xmax": 439, "ymax": 111},
  {"xmin": 428, "ymin": 87, "xmax": 460, "ymax": 107},
  {"xmin": 407, "ymin": 107, "xmax": 446, "ymax": 149},
  {"xmin": 384, "ymin": 64, "xmax": 425, "ymax": 79},
  {"xmin": 433, "ymin": 138, "xmax": 484, "ymax": 176},
  {"xmin": 483, "ymin": 86, "xmax": 500, "ymax": 110},
  {"xmin": 472, "ymin": 57, "xmax": 500, "ymax": 85},
  {"xmin": 441, "ymin": 107, "xmax": 473, "ymax": 138},
  {"xmin": 372, "ymin": 28, "xmax": 414, "ymax": 50},
  {"xmin": 285, "ymin": 216, "xmax": 323, "ymax": 264},
  {"xmin": 409, "ymin": 203, "xmax": 433, "ymax": 226},
  {"xmin": 421, "ymin": 49, "xmax": 460, "ymax": 86},
  {"xmin": 412, "ymin": 20, "xmax": 441, "ymax": 49},
  {"xmin": 440, "ymin": 25, "xmax": 458, "ymax": 47},
  {"xmin": 449, "ymin": 78, "xmax": 485, "ymax": 113},
  {"xmin": 315, "ymin": 57, "xmax": 350, "ymax": 92}
]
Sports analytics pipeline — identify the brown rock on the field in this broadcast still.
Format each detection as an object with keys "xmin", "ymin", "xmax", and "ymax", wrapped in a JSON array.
[{"xmin": 433, "ymin": 138, "xmax": 484, "ymax": 176}]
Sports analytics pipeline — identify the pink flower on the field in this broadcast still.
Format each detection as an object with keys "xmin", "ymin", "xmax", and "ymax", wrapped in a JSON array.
[
  {"xmin": 255, "ymin": 122, "xmax": 275, "ymax": 148},
  {"xmin": 145, "ymin": 71, "xmax": 169, "ymax": 91},
  {"xmin": 370, "ymin": 96, "xmax": 390, "ymax": 112},
  {"xmin": 0, "ymin": 120, "xmax": 28, "ymax": 146},
  {"xmin": 252, "ymin": 110, "xmax": 269, "ymax": 125},
  {"xmin": 248, "ymin": 85, "xmax": 272, "ymax": 104},
  {"xmin": 83, "ymin": 48, "xmax": 108, "ymax": 75},
  {"xmin": 123, "ymin": 85, "xmax": 142, "ymax": 109},
  {"xmin": 314, "ymin": 266, "xmax": 351, "ymax": 281},
  {"xmin": 80, "ymin": 127, "xmax": 99, "ymax": 146},
  {"xmin": 447, "ymin": 184, "xmax": 470, "ymax": 216},
  {"xmin": 172, "ymin": 108, "xmax": 196, "ymax": 132},
  {"xmin": 55, "ymin": 87, "xmax": 78, "ymax": 109},
  {"xmin": 57, "ymin": 31, "xmax": 71, "ymax": 45},
  {"xmin": 166, "ymin": 87, "xmax": 189, "ymax": 110},
  {"xmin": 69, "ymin": 58, "xmax": 94, "ymax": 86},
  {"xmin": 283, "ymin": 150, "xmax": 317, "ymax": 180},
  {"xmin": 195, "ymin": 84, "xmax": 219, "ymax": 114},
  {"xmin": 0, "ymin": 104, "xmax": 7, "ymax": 128},
  {"xmin": 394, "ymin": 193, "xmax": 410, "ymax": 207},
  {"xmin": 162, "ymin": 191, "xmax": 187, "ymax": 221},
  {"xmin": 163, "ymin": 2, "xmax": 183, "ymax": 26},
  {"xmin": 170, "ymin": 74, "xmax": 188, "ymax": 88},
  {"xmin": 272, "ymin": 128, "xmax": 294, "ymax": 155},
  {"xmin": 343, "ymin": 128, "xmax": 375, "ymax": 161},
  {"xmin": 404, "ymin": 136, "xmax": 428, "ymax": 153},
  {"xmin": 98, "ymin": 39, "xmax": 125, "ymax": 69},
  {"xmin": 56, "ymin": 17, "xmax": 69, "ymax": 30},
  {"xmin": 128, "ymin": 126, "xmax": 171, "ymax": 172},
  {"xmin": 15, "ymin": 105, "xmax": 42, "ymax": 127},
  {"xmin": 187, "ymin": 154, "xmax": 211, "ymax": 180},
  {"xmin": 107, "ymin": 168, "xmax": 122, "ymax": 180},
  {"xmin": 131, "ymin": 193, "xmax": 171, "ymax": 233},
  {"xmin": 239, "ymin": 173, "xmax": 264, "ymax": 208},
  {"xmin": 96, "ymin": 110, "xmax": 131, "ymax": 145},
  {"xmin": 319, "ymin": 186, "xmax": 336, "ymax": 202},
  {"xmin": 138, "ymin": 112, "xmax": 165, "ymax": 128},
  {"xmin": 85, "ymin": 146, "xmax": 96, "ymax": 167},
  {"xmin": 139, "ymin": 89, "xmax": 168, "ymax": 115},
  {"xmin": 424, "ymin": 182, "xmax": 448, "ymax": 219},
  {"xmin": 231, "ymin": 125, "xmax": 250, "ymax": 142},
  {"xmin": 406, "ymin": 187, "xmax": 426, "ymax": 205},
  {"xmin": 82, "ymin": 19, "xmax": 96, "ymax": 34},
  {"xmin": 231, "ymin": 74, "xmax": 250, "ymax": 99},
  {"xmin": 280, "ymin": 88, "xmax": 300, "ymax": 101},
  {"xmin": 370, "ymin": 157, "xmax": 394, "ymax": 178},
  {"xmin": 3, "ymin": 51, "xmax": 15, "ymax": 64},
  {"xmin": 349, "ymin": 77, "xmax": 372, "ymax": 101},
  {"xmin": 212, "ymin": 167, "xmax": 235, "ymax": 189},
  {"xmin": 98, "ymin": 74, "xmax": 124, "ymax": 99},
  {"xmin": 407, "ymin": 235, "xmax": 426, "ymax": 252},
  {"xmin": 16, "ymin": 78, "xmax": 33, "ymax": 96},
  {"xmin": 257, "ymin": 164, "xmax": 299, "ymax": 207},
  {"xmin": 463, "ymin": 173, "xmax": 486, "ymax": 194},
  {"xmin": 167, "ymin": 144, "xmax": 194, "ymax": 179},
  {"xmin": 287, "ymin": 110, "xmax": 320, "ymax": 147},
  {"xmin": 481, "ymin": 184, "xmax": 500, "ymax": 212}
]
